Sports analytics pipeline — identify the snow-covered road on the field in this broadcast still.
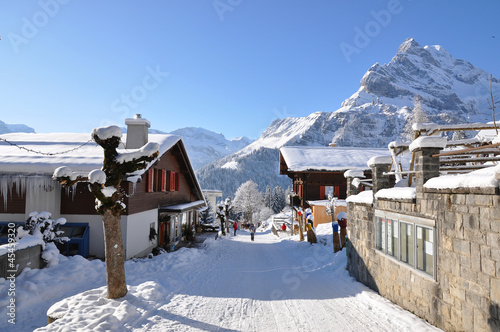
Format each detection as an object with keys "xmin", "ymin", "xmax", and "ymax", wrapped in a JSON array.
[
  {"xmin": 133, "ymin": 230, "xmax": 440, "ymax": 332},
  {"xmin": 1, "ymin": 225, "xmax": 442, "ymax": 331}
]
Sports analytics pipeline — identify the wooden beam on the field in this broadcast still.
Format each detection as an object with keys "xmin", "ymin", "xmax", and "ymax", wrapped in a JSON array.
[
  {"xmin": 439, "ymin": 156, "xmax": 500, "ymax": 164},
  {"xmin": 425, "ymin": 123, "xmax": 499, "ymax": 136},
  {"xmin": 440, "ymin": 164, "xmax": 493, "ymax": 171},
  {"xmin": 433, "ymin": 143, "xmax": 500, "ymax": 157}
]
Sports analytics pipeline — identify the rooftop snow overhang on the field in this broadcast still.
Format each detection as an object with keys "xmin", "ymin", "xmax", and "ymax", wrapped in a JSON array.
[{"xmin": 159, "ymin": 200, "xmax": 206, "ymax": 213}]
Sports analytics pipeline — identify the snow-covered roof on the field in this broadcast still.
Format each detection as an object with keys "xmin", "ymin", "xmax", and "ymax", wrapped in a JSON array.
[
  {"xmin": 280, "ymin": 146, "xmax": 390, "ymax": 172},
  {"xmin": 0, "ymin": 132, "xmax": 182, "ymax": 176},
  {"xmin": 307, "ymin": 199, "xmax": 347, "ymax": 207}
]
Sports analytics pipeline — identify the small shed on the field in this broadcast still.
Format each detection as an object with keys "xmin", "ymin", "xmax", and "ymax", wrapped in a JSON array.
[{"xmin": 307, "ymin": 199, "xmax": 347, "ymax": 228}]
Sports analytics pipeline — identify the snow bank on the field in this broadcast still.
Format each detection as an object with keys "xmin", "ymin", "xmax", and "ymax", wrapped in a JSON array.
[
  {"xmin": 425, "ymin": 164, "xmax": 500, "ymax": 189},
  {"xmin": 344, "ymin": 169, "xmax": 365, "ymax": 178},
  {"xmin": 0, "ymin": 234, "xmax": 44, "ymax": 256},
  {"xmin": 44, "ymin": 281, "xmax": 168, "ymax": 331},
  {"xmin": 409, "ymin": 136, "xmax": 447, "ymax": 152},
  {"xmin": 367, "ymin": 155, "xmax": 392, "ymax": 166},
  {"xmin": 346, "ymin": 190, "xmax": 374, "ymax": 204},
  {"xmin": 375, "ymin": 187, "xmax": 416, "ymax": 200}
]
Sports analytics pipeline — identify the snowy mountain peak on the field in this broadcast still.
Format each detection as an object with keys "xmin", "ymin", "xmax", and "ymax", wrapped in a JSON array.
[{"xmin": 397, "ymin": 37, "xmax": 421, "ymax": 54}]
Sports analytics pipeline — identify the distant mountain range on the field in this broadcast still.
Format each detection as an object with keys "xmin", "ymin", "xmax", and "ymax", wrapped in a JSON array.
[
  {"xmin": 0, "ymin": 120, "xmax": 35, "ymax": 134},
  {"xmin": 195, "ymin": 38, "xmax": 500, "ymax": 197}
]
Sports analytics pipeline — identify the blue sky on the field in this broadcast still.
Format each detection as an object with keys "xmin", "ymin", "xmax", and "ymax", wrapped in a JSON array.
[{"xmin": 1, "ymin": 0, "xmax": 499, "ymax": 140}]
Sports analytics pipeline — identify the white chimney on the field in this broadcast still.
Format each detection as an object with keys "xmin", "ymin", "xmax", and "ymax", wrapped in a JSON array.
[{"xmin": 125, "ymin": 114, "xmax": 151, "ymax": 149}]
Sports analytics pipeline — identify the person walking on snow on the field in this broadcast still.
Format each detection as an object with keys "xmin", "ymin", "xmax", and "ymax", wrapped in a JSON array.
[
  {"xmin": 233, "ymin": 221, "xmax": 238, "ymax": 236},
  {"xmin": 249, "ymin": 224, "xmax": 255, "ymax": 241}
]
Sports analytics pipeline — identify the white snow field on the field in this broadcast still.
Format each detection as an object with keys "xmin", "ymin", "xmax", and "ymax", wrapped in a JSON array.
[{"xmin": 1, "ymin": 225, "xmax": 441, "ymax": 331}]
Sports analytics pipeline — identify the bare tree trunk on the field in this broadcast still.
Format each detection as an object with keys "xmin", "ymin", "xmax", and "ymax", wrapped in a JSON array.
[
  {"xmin": 102, "ymin": 209, "xmax": 128, "ymax": 299},
  {"xmin": 298, "ymin": 214, "xmax": 304, "ymax": 242},
  {"xmin": 221, "ymin": 217, "xmax": 226, "ymax": 236}
]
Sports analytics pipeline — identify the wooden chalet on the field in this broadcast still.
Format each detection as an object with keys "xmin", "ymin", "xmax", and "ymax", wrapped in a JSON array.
[
  {"xmin": 0, "ymin": 115, "xmax": 205, "ymax": 259},
  {"xmin": 279, "ymin": 146, "xmax": 391, "ymax": 227}
]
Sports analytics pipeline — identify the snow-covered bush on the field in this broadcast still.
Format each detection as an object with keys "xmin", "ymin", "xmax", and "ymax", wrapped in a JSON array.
[
  {"xmin": 16, "ymin": 211, "xmax": 70, "ymax": 267},
  {"xmin": 18, "ymin": 211, "xmax": 69, "ymax": 244}
]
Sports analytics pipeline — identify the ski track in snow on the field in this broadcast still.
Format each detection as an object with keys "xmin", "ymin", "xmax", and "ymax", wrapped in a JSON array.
[{"xmin": 2, "ymin": 227, "xmax": 442, "ymax": 332}]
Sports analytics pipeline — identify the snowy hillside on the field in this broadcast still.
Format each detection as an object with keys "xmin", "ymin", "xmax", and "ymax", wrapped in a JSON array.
[
  {"xmin": 170, "ymin": 127, "xmax": 253, "ymax": 170},
  {"xmin": 0, "ymin": 120, "xmax": 35, "ymax": 134},
  {"xmin": 196, "ymin": 38, "xmax": 500, "ymax": 196}
]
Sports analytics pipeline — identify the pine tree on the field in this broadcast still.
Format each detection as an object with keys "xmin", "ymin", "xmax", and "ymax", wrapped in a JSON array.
[
  {"xmin": 404, "ymin": 95, "xmax": 429, "ymax": 141},
  {"xmin": 200, "ymin": 194, "xmax": 215, "ymax": 224},
  {"xmin": 271, "ymin": 186, "xmax": 286, "ymax": 213},
  {"xmin": 264, "ymin": 185, "xmax": 272, "ymax": 208}
]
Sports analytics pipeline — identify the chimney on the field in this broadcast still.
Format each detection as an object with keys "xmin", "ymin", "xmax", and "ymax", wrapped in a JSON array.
[{"xmin": 125, "ymin": 114, "xmax": 150, "ymax": 149}]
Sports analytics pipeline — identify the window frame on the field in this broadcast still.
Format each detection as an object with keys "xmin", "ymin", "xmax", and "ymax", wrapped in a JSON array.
[{"xmin": 374, "ymin": 210, "xmax": 436, "ymax": 279}]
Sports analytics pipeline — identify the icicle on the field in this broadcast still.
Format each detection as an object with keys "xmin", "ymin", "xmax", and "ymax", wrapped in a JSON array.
[
  {"xmin": 26, "ymin": 176, "xmax": 60, "ymax": 210},
  {"xmin": 0, "ymin": 175, "xmax": 61, "ymax": 210},
  {"xmin": 0, "ymin": 175, "xmax": 26, "ymax": 208}
]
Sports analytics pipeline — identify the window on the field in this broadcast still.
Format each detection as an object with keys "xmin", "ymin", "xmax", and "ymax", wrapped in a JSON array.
[
  {"xmin": 400, "ymin": 222, "xmax": 414, "ymax": 266},
  {"xmin": 320, "ymin": 185, "xmax": 340, "ymax": 199},
  {"xmin": 417, "ymin": 226, "xmax": 434, "ymax": 276},
  {"xmin": 375, "ymin": 210, "xmax": 435, "ymax": 278},
  {"xmin": 388, "ymin": 218, "xmax": 398, "ymax": 258}
]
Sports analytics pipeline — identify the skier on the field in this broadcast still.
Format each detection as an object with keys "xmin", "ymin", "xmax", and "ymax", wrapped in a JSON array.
[
  {"xmin": 233, "ymin": 221, "xmax": 238, "ymax": 236},
  {"xmin": 281, "ymin": 223, "xmax": 287, "ymax": 232},
  {"xmin": 249, "ymin": 223, "xmax": 255, "ymax": 241}
]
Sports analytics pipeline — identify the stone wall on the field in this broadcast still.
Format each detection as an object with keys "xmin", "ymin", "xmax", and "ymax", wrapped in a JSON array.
[
  {"xmin": 422, "ymin": 189, "xmax": 500, "ymax": 331},
  {"xmin": 347, "ymin": 151, "xmax": 500, "ymax": 331},
  {"xmin": 0, "ymin": 244, "xmax": 44, "ymax": 278},
  {"xmin": 347, "ymin": 199, "xmax": 443, "ymax": 327}
]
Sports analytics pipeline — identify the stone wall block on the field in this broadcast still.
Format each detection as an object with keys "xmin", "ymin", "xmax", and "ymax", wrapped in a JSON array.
[
  {"xmin": 453, "ymin": 238, "xmax": 471, "ymax": 256},
  {"xmin": 488, "ymin": 232, "xmax": 500, "ymax": 249}
]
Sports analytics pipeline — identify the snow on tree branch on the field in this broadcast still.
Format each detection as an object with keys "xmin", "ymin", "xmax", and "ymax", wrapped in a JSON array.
[
  {"xmin": 91, "ymin": 125, "xmax": 122, "ymax": 141},
  {"xmin": 89, "ymin": 169, "xmax": 106, "ymax": 184}
]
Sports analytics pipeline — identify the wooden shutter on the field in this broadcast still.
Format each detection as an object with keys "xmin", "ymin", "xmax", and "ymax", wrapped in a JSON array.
[
  {"xmin": 168, "ymin": 171, "xmax": 176, "ymax": 191},
  {"xmin": 147, "ymin": 168, "xmax": 154, "ymax": 193},
  {"xmin": 334, "ymin": 186, "xmax": 340, "ymax": 198},
  {"xmin": 161, "ymin": 169, "xmax": 166, "ymax": 192},
  {"xmin": 320, "ymin": 186, "xmax": 325, "ymax": 199}
]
